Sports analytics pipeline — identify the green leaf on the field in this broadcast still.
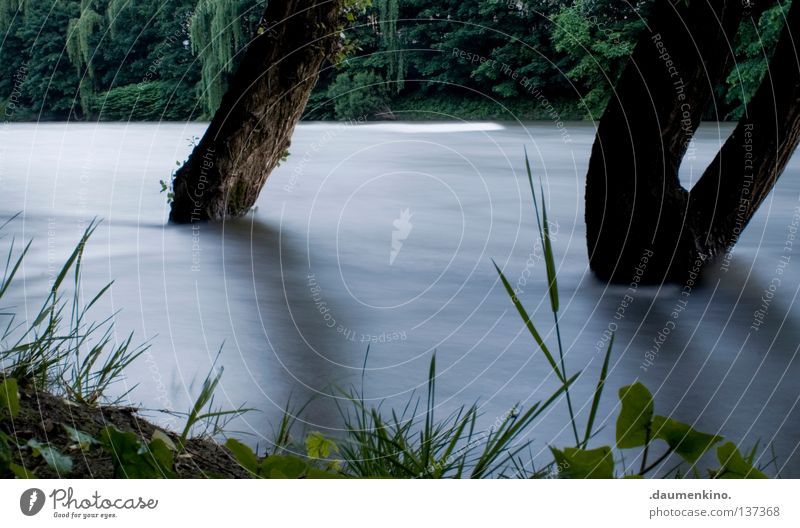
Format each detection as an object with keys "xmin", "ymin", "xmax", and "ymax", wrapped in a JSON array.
[
  {"xmin": 147, "ymin": 439, "xmax": 174, "ymax": 476},
  {"xmin": 715, "ymin": 442, "xmax": 768, "ymax": 479},
  {"xmin": 616, "ymin": 382, "xmax": 654, "ymax": 448},
  {"xmin": 9, "ymin": 463, "xmax": 36, "ymax": 479},
  {"xmin": 0, "ymin": 378, "xmax": 20, "ymax": 420},
  {"xmin": 100, "ymin": 426, "xmax": 141, "ymax": 456},
  {"xmin": 27, "ymin": 439, "xmax": 73, "ymax": 475},
  {"xmin": 524, "ymin": 149, "xmax": 558, "ymax": 312},
  {"xmin": 651, "ymin": 416, "xmax": 722, "ymax": 463},
  {"xmin": 584, "ymin": 334, "xmax": 614, "ymax": 446},
  {"xmin": 63, "ymin": 425, "xmax": 98, "ymax": 451},
  {"xmin": 225, "ymin": 438, "xmax": 258, "ymax": 473},
  {"xmin": 151, "ymin": 430, "xmax": 177, "ymax": 452},
  {"xmin": 551, "ymin": 446, "xmax": 614, "ymax": 478},
  {"xmin": 305, "ymin": 431, "xmax": 337, "ymax": 460},
  {"xmin": 100, "ymin": 426, "xmax": 173, "ymax": 478},
  {"xmin": 259, "ymin": 455, "xmax": 308, "ymax": 479},
  {"xmin": 492, "ymin": 260, "xmax": 564, "ymax": 382}
]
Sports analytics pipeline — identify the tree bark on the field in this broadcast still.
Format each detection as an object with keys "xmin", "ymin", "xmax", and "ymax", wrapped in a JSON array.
[
  {"xmin": 585, "ymin": 0, "xmax": 744, "ymax": 283},
  {"xmin": 170, "ymin": 0, "xmax": 345, "ymax": 223},
  {"xmin": 689, "ymin": 0, "xmax": 800, "ymax": 261}
]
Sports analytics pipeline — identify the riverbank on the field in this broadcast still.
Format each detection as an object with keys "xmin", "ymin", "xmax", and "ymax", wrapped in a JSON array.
[{"xmin": 2, "ymin": 379, "xmax": 248, "ymax": 479}]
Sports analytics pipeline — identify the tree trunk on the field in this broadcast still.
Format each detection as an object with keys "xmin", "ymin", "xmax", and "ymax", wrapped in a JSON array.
[
  {"xmin": 585, "ymin": 0, "xmax": 744, "ymax": 283},
  {"xmin": 689, "ymin": 0, "xmax": 800, "ymax": 261},
  {"xmin": 170, "ymin": 0, "xmax": 345, "ymax": 223}
]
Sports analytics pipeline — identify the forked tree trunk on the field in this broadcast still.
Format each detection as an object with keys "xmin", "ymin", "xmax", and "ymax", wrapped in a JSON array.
[
  {"xmin": 170, "ymin": 0, "xmax": 345, "ymax": 223},
  {"xmin": 586, "ymin": 0, "xmax": 800, "ymax": 284},
  {"xmin": 689, "ymin": 0, "xmax": 800, "ymax": 260},
  {"xmin": 585, "ymin": 0, "xmax": 745, "ymax": 283}
]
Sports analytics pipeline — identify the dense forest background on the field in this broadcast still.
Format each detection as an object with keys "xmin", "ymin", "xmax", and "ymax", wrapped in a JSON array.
[{"xmin": 0, "ymin": 0, "xmax": 789, "ymax": 122}]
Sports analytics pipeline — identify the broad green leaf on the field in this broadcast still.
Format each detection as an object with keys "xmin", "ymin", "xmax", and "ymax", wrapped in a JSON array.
[
  {"xmin": 147, "ymin": 439, "xmax": 175, "ymax": 477},
  {"xmin": 651, "ymin": 416, "xmax": 722, "ymax": 463},
  {"xmin": 100, "ymin": 426, "xmax": 140, "ymax": 455},
  {"xmin": 616, "ymin": 382, "xmax": 654, "ymax": 448},
  {"xmin": 225, "ymin": 438, "xmax": 258, "ymax": 473},
  {"xmin": 305, "ymin": 431, "xmax": 337, "ymax": 459},
  {"xmin": 715, "ymin": 442, "xmax": 767, "ymax": 479},
  {"xmin": 259, "ymin": 455, "xmax": 308, "ymax": 479},
  {"xmin": 0, "ymin": 378, "xmax": 20, "ymax": 419},
  {"xmin": 100, "ymin": 426, "xmax": 172, "ymax": 478},
  {"xmin": 28, "ymin": 439, "xmax": 73, "ymax": 475},
  {"xmin": 63, "ymin": 425, "xmax": 98, "ymax": 451},
  {"xmin": 151, "ymin": 430, "xmax": 177, "ymax": 452},
  {"xmin": 551, "ymin": 446, "xmax": 614, "ymax": 479}
]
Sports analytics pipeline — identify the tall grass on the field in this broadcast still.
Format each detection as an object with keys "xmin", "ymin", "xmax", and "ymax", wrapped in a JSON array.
[
  {"xmin": 336, "ymin": 352, "xmax": 578, "ymax": 478},
  {"xmin": 0, "ymin": 218, "xmax": 146, "ymax": 405}
]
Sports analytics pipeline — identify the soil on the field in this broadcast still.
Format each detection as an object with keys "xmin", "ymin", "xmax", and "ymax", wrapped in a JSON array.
[{"xmin": 2, "ymin": 383, "xmax": 250, "ymax": 478}]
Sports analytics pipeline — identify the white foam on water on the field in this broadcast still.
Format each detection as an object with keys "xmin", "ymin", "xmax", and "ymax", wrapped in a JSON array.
[{"xmin": 361, "ymin": 122, "xmax": 505, "ymax": 133}]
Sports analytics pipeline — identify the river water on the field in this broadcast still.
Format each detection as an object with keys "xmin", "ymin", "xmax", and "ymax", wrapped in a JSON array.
[{"xmin": 2, "ymin": 121, "xmax": 798, "ymax": 476}]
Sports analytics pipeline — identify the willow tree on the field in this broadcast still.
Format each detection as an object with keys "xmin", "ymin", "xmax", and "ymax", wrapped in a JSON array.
[
  {"xmin": 585, "ymin": 0, "xmax": 800, "ymax": 283},
  {"xmin": 189, "ymin": 0, "xmax": 262, "ymax": 116},
  {"xmin": 377, "ymin": 0, "xmax": 403, "ymax": 92},
  {"xmin": 65, "ymin": 0, "xmax": 104, "ymax": 115},
  {"xmin": 0, "ymin": 0, "xmax": 26, "ymax": 29},
  {"xmin": 169, "ymin": 0, "xmax": 350, "ymax": 222}
]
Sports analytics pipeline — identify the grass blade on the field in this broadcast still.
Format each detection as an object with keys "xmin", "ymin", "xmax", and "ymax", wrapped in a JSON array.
[
  {"xmin": 583, "ymin": 333, "xmax": 614, "ymax": 447},
  {"xmin": 492, "ymin": 259, "xmax": 564, "ymax": 382}
]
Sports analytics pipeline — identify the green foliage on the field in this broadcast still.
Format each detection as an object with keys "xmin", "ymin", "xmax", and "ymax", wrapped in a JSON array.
[
  {"xmin": 305, "ymin": 431, "xmax": 338, "ymax": 460},
  {"xmin": 1, "ymin": 0, "xmax": 201, "ymax": 121},
  {"xmin": 327, "ymin": 69, "xmax": 391, "ymax": 119},
  {"xmin": 726, "ymin": 1, "xmax": 792, "ymax": 118},
  {"xmin": 496, "ymin": 151, "xmax": 765, "ymax": 479},
  {"xmin": 64, "ymin": 424, "xmax": 99, "ymax": 451},
  {"xmin": 616, "ymin": 382, "xmax": 654, "ymax": 448},
  {"xmin": 66, "ymin": 2, "xmax": 104, "ymax": 80},
  {"xmin": 651, "ymin": 416, "xmax": 722, "ymax": 464},
  {"xmin": 100, "ymin": 426, "xmax": 175, "ymax": 478},
  {"xmin": 0, "ymin": 0, "xmax": 787, "ymax": 121},
  {"xmin": 376, "ymin": 0, "xmax": 403, "ymax": 92},
  {"xmin": 714, "ymin": 442, "xmax": 768, "ymax": 479},
  {"xmin": 225, "ymin": 438, "xmax": 343, "ymax": 479},
  {"xmin": 189, "ymin": 0, "xmax": 263, "ymax": 115},
  {"xmin": 551, "ymin": 446, "xmax": 614, "ymax": 478},
  {"xmin": 0, "ymin": 218, "xmax": 147, "ymax": 407},
  {"xmin": 552, "ymin": 0, "xmax": 646, "ymax": 116},
  {"xmin": 93, "ymin": 81, "xmax": 197, "ymax": 121},
  {"xmin": 0, "ymin": 378, "xmax": 20, "ymax": 419},
  {"xmin": 334, "ymin": 351, "xmax": 577, "ymax": 478},
  {"xmin": 27, "ymin": 439, "xmax": 74, "ymax": 475}
]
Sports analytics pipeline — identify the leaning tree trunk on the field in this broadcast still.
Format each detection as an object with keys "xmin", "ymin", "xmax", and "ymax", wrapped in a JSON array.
[
  {"xmin": 585, "ymin": 0, "xmax": 744, "ymax": 283},
  {"xmin": 689, "ymin": 0, "xmax": 800, "ymax": 260},
  {"xmin": 170, "ymin": 0, "xmax": 345, "ymax": 223}
]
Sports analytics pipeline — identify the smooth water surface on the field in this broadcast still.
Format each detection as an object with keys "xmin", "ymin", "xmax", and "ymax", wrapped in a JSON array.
[{"xmin": 2, "ymin": 121, "xmax": 798, "ymax": 475}]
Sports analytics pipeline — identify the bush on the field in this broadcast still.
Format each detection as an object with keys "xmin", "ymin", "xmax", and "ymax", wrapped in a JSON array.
[
  {"xmin": 326, "ymin": 69, "xmax": 391, "ymax": 120},
  {"xmin": 92, "ymin": 81, "xmax": 199, "ymax": 121}
]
